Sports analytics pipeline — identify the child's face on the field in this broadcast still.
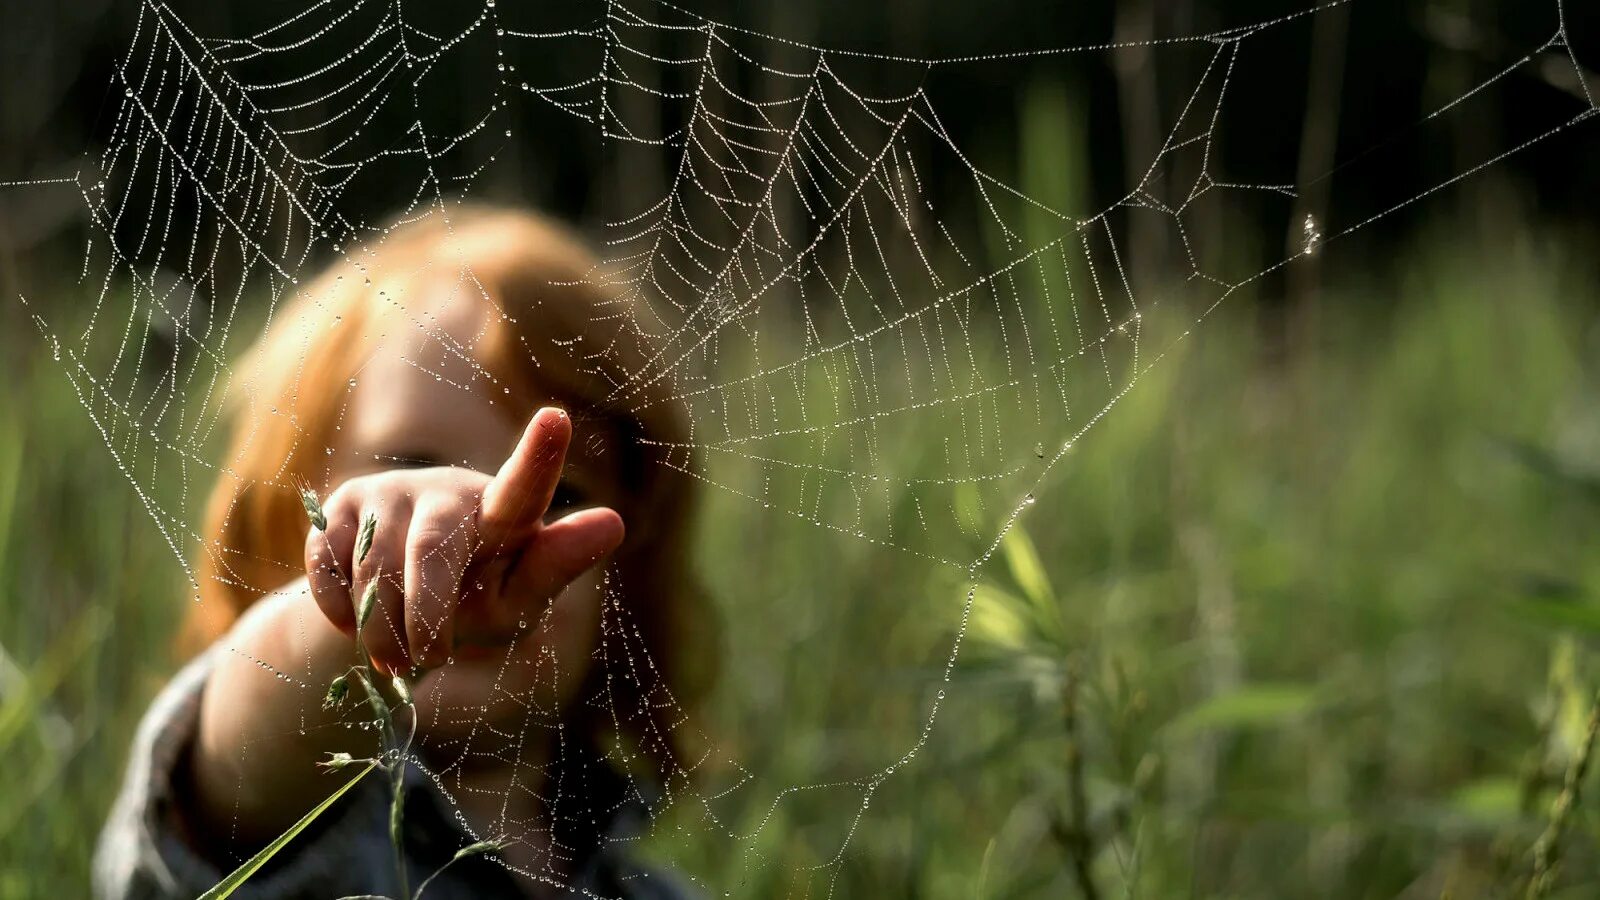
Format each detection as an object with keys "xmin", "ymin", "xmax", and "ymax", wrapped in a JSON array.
[
  {"xmin": 335, "ymin": 291, "xmax": 622, "ymax": 515},
  {"xmin": 323, "ymin": 290, "xmax": 621, "ymax": 722}
]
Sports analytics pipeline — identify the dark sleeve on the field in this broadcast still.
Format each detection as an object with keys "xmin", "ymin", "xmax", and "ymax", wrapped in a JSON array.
[{"xmin": 92, "ymin": 648, "xmax": 407, "ymax": 900}]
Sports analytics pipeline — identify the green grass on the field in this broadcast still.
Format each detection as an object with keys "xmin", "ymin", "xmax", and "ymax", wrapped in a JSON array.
[
  {"xmin": 0, "ymin": 305, "xmax": 186, "ymax": 893},
  {"xmin": 2, "ymin": 221, "xmax": 1598, "ymax": 898},
  {"xmin": 667, "ymin": 224, "xmax": 1600, "ymax": 898}
]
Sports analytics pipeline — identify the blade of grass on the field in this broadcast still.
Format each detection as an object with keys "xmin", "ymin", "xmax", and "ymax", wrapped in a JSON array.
[
  {"xmin": 0, "ymin": 411, "xmax": 20, "ymax": 581},
  {"xmin": 198, "ymin": 761, "xmax": 379, "ymax": 900},
  {"xmin": 0, "ymin": 605, "xmax": 108, "ymax": 752}
]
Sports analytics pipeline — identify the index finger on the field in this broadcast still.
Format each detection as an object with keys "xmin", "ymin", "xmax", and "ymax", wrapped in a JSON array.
[{"xmin": 479, "ymin": 406, "xmax": 571, "ymax": 542}]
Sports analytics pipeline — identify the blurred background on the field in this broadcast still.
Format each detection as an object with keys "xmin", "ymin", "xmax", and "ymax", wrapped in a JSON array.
[{"xmin": 1, "ymin": 0, "xmax": 1599, "ymax": 897}]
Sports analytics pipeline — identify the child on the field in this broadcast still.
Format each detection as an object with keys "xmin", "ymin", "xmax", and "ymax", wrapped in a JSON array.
[{"xmin": 95, "ymin": 206, "xmax": 713, "ymax": 898}]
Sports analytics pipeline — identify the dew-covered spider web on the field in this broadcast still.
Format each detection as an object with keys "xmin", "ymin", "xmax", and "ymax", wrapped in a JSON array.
[{"xmin": 4, "ymin": 0, "xmax": 1597, "ymax": 894}]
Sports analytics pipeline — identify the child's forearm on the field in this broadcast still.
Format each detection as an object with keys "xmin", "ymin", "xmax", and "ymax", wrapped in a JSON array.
[{"xmin": 187, "ymin": 578, "xmax": 378, "ymax": 850}]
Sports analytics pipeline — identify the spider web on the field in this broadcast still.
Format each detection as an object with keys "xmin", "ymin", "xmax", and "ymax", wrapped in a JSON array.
[{"xmin": 4, "ymin": 0, "xmax": 1597, "ymax": 894}]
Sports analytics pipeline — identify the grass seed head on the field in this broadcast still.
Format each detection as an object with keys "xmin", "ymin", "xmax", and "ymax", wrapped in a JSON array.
[
  {"xmin": 357, "ymin": 579, "xmax": 380, "ymax": 630},
  {"xmin": 318, "ymin": 751, "xmax": 356, "ymax": 772},
  {"xmin": 299, "ymin": 487, "xmax": 327, "ymax": 532},
  {"xmin": 453, "ymin": 836, "xmax": 512, "ymax": 861},
  {"xmin": 391, "ymin": 674, "xmax": 413, "ymax": 706},
  {"xmin": 323, "ymin": 674, "xmax": 349, "ymax": 708},
  {"xmin": 355, "ymin": 512, "xmax": 377, "ymax": 565}
]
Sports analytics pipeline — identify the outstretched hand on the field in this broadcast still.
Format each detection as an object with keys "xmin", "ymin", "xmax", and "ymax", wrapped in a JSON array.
[{"xmin": 304, "ymin": 407, "xmax": 624, "ymax": 675}]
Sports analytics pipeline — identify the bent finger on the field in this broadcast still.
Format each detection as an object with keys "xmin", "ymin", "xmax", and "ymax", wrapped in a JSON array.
[
  {"xmin": 351, "ymin": 507, "xmax": 412, "ymax": 676},
  {"xmin": 405, "ymin": 503, "xmax": 472, "ymax": 669},
  {"xmin": 305, "ymin": 489, "xmax": 360, "ymax": 635},
  {"xmin": 489, "ymin": 507, "xmax": 624, "ymax": 632}
]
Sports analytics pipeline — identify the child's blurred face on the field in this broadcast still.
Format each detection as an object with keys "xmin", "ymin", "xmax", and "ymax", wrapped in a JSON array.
[
  {"xmin": 337, "ymin": 289, "xmax": 622, "ymax": 516},
  {"xmin": 325, "ymin": 289, "xmax": 620, "ymax": 728},
  {"xmin": 345, "ymin": 296, "xmax": 516, "ymax": 477}
]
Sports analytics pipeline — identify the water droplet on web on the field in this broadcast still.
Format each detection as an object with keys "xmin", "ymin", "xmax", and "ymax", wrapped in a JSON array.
[
  {"xmin": 1034, "ymin": 443, "xmax": 1045, "ymax": 458},
  {"xmin": 1024, "ymin": 493, "xmax": 1035, "ymax": 505}
]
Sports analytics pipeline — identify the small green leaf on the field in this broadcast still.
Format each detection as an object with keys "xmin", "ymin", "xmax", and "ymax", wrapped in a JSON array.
[
  {"xmin": 968, "ymin": 584, "xmax": 1031, "ymax": 652},
  {"xmin": 1001, "ymin": 526, "xmax": 1054, "ymax": 613},
  {"xmin": 1170, "ymin": 683, "xmax": 1318, "ymax": 734},
  {"xmin": 0, "ymin": 606, "xmax": 110, "ymax": 752},
  {"xmin": 198, "ymin": 760, "xmax": 377, "ymax": 899},
  {"xmin": 1449, "ymin": 776, "xmax": 1520, "ymax": 822},
  {"xmin": 1493, "ymin": 437, "xmax": 1600, "ymax": 507},
  {"xmin": 1521, "ymin": 598, "xmax": 1600, "ymax": 634}
]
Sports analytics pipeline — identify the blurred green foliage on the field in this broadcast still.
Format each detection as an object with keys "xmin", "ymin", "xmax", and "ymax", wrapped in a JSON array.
[
  {"xmin": 3, "ymin": 70, "xmax": 1600, "ymax": 900},
  {"xmin": 662, "ymin": 219, "xmax": 1600, "ymax": 899},
  {"xmin": 0, "ymin": 311, "xmax": 184, "ymax": 892}
]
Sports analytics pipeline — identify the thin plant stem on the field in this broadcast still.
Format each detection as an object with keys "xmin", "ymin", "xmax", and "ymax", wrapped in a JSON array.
[
  {"xmin": 1525, "ymin": 686, "xmax": 1600, "ymax": 899},
  {"xmin": 1049, "ymin": 661, "xmax": 1101, "ymax": 900}
]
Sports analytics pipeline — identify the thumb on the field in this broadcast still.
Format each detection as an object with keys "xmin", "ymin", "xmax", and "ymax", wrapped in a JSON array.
[{"xmin": 480, "ymin": 406, "xmax": 570, "ymax": 542}]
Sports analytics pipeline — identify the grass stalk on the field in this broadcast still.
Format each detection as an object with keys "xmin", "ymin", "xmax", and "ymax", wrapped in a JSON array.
[
  {"xmin": 1050, "ymin": 661, "xmax": 1100, "ymax": 900},
  {"xmin": 1525, "ymin": 686, "xmax": 1600, "ymax": 899}
]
